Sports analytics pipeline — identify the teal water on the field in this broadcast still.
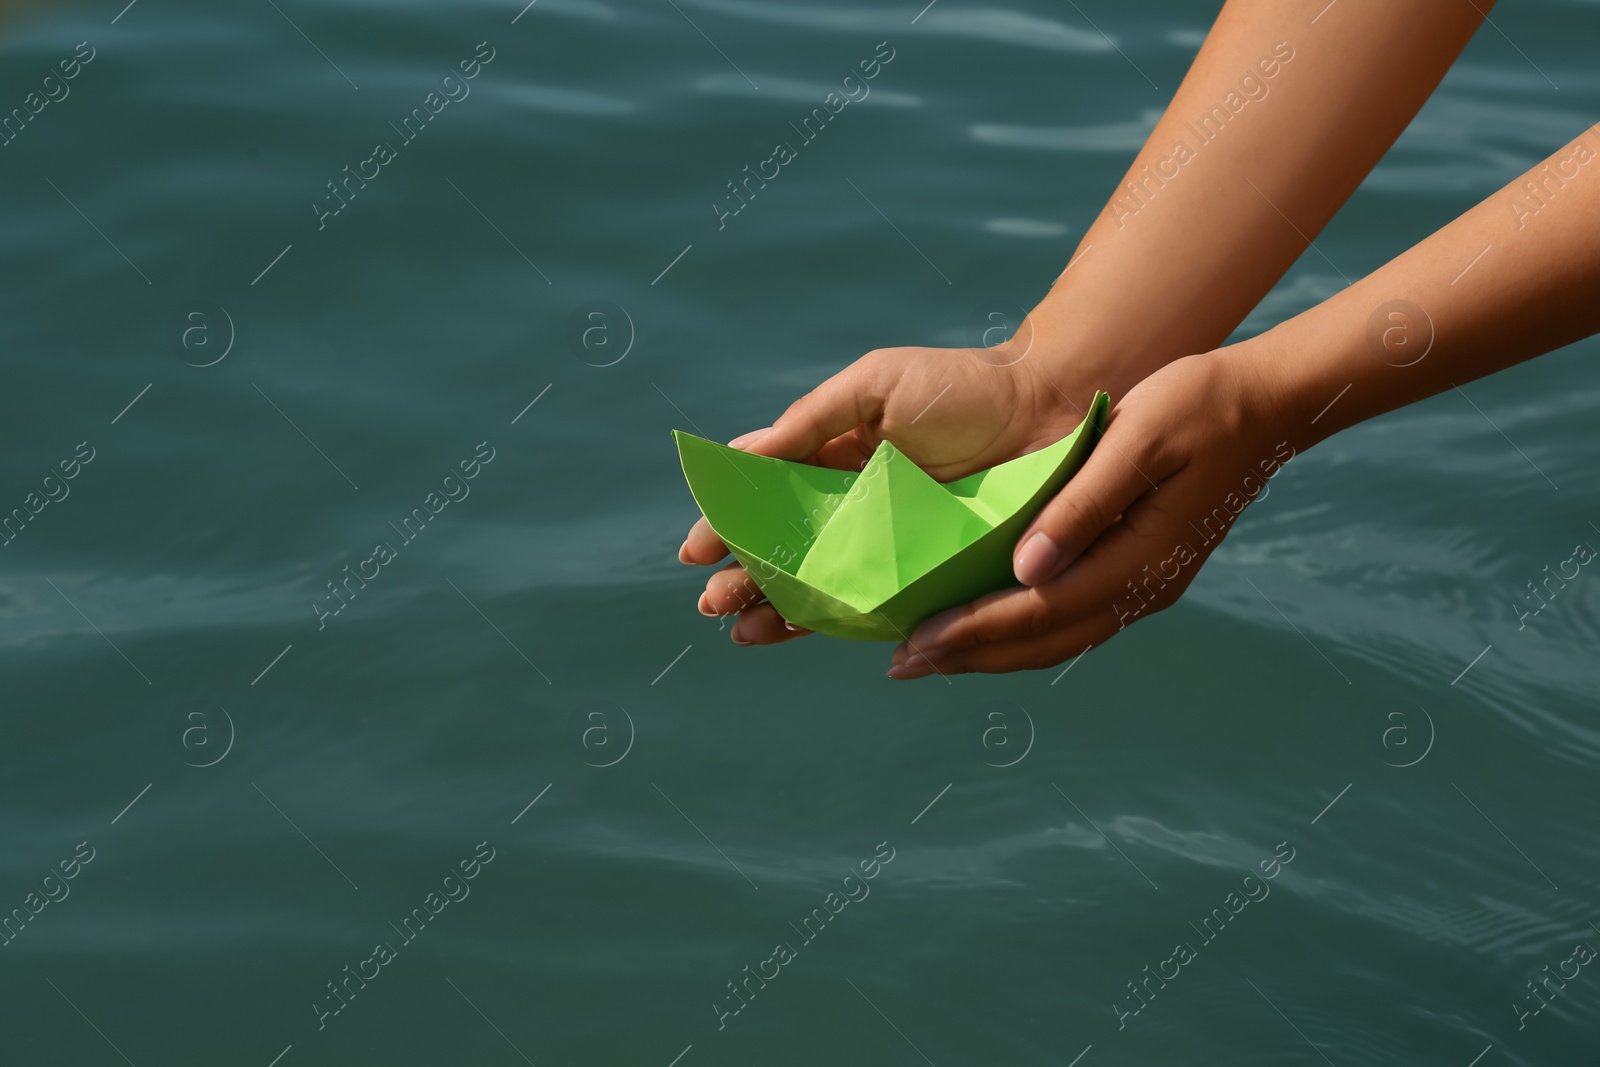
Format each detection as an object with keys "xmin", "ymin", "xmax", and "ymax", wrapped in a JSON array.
[{"xmin": 3, "ymin": 0, "xmax": 1598, "ymax": 1063}]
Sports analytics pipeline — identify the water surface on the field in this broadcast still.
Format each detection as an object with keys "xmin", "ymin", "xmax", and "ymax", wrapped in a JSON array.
[{"xmin": 2, "ymin": 0, "xmax": 1598, "ymax": 1063}]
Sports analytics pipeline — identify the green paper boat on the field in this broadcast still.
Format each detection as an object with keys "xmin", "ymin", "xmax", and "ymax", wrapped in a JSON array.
[{"xmin": 674, "ymin": 390, "xmax": 1109, "ymax": 640}]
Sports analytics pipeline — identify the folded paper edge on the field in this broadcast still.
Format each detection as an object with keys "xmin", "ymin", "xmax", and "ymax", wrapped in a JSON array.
[
  {"xmin": 671, "ymin": 390, "xmax": 1108, "ymax": 635},
  {"xmin": 870, "ymin": 390, "xmax": 1110, "ymax": 623},
  {"xmin": 836, "ymin": 390, "xmax": 1110, "ymax": 613},
  {"xmin": 672, "ymin": 430, "xmax": 867, "ymax": 623}
]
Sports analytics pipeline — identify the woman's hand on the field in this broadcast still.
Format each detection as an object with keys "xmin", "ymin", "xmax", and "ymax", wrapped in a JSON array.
[
  {"xmin": 887, "ymin": 345, "xmax": 1294, "ymax": 678},
  {"xmin": 882, "ymin": 100, "xmax": 1600, "ymax": 679},
  {"xmin": 679, "ymin": 341, "xmax": 1106, "ymax": 645}
]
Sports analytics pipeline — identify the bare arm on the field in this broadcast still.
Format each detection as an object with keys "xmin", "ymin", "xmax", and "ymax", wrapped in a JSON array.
[
  {"xmin": 1269, "ymin": 123, "xmax": 1600, "ymax": 444},
  {"xmin": 890, "ymin": 123, "xmax": 1600, "ymax": 678},
  {"xmin": 1031, "ymin": 0, "xmax": 1490, "ymax": 409}
]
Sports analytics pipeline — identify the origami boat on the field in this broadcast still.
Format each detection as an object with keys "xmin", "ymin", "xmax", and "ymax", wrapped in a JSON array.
[{"xmin": 674, "ymin": 390, "xmax": 1108, "ymax": 640}]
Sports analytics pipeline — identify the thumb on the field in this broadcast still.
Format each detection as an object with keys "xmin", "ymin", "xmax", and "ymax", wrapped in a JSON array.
[
  {"xmin": 748, "ymin": 361, "xmax": 888, "ymax": 462},
  {"xmin": 1014, "ymin": 429, "xmax": 1158, "ymax": 586}
]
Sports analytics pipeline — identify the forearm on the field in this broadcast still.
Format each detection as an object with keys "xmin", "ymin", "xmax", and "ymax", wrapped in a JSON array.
[
  {"xmin": 1025, "ymin": 0, "xmax": 1487, "ymax": 400},
  {"xmin": 1247, "ymin": 122, "xmax": 1600, "ymax": 449}
]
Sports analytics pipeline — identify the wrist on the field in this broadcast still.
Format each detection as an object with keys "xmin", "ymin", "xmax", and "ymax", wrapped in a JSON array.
[
  {"xmin": 1210, "ymin": 331, "xmax": 1316, "ymax": 457},
  {"xmin": 1215, "ymin": 316, "xmax": 1367, "ymax": 457},
  {"xmin": 1012, "ymin": 312, "xmax": 1170, "ymax": 413},
  {"xmin": 1018, "ymin": 286, "xmax": 1237, "ymax": 408}
]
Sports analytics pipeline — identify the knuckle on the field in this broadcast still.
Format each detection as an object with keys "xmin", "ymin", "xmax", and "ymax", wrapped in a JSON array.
[
  {"xmin": 1020, "ymin": 589, "xmax": 1057, "ymax": 640},
  {"xmin": 1056, "ymin": 494, "xmax": 1108, "ymax": 542},
  {"xmin": 940, "ymin": 603, "xmax": 984, "ymax": 650},
  {"xmin": 715, "ymin": 569, "xmax": 760, "ymax": 603},
  {"xmin": 777, "ymin": 397, "xmax": 827, "ymax": 444},
  {"xmin": 964, "ymin": 590, "xmax": 1055, "ymax": 646},
  {"xmin": 862, "ymin": 346, "xmax": 912, "ymax": 364},
  {"xmin": 781, "ymin": 390, "xmax": 819, "ymax": 424},
  {"xmin": 851, "ymin": 351, "xmax": 891, "ymax": 389},
  {"xmin": 861, "ymin": 347, "xmax": 915, "ymax": 387}
]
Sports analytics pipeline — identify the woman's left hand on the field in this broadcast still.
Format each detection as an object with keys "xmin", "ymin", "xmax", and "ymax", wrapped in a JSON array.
[{"xmin": 888, "ymin": 344, "xmax": 1297, "ymax": 679}]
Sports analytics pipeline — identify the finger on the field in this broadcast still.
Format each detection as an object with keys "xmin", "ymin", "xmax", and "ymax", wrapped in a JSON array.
[
  {"xmin": 729, "ymin": 603, "xmax": 811, "ymax": 646},
  {"xmin": 889, "ymin": 617, "xmax": 1122, "ymax": 679},
  {"xmin": 702, "ymin": 562, "xmax": 765, "ymax": 616},
  {"xmin": 678, "ymin": 427, "xmax": 778, "ymax": 565},
  {"xmin": 903, "ymin": 584, "xmax": 1065, "ymax": 665},
  {"xmin": 809, "ymin": 426, "xmax": 880, "ymax": 473},
  {"xmin": 728, "ymin": 426, "xmax": 775, "ymax": 450},
  {"xmin": 683, "ymin": 417, "xmax": 877, "ymax": 566},
  {"xmin": 684, "ymin": 392, "xmax": 887, "ymax": 564},
  {"xmin": 1013, "ymin": 420, "xmax": 1171, "ymax": 586},
  {"xmin": 912, "ymin": 490, "xmax": 1198, "ymax": 660},
  {"xmin": 681, "ymin": 515, "xmax": 732, "ymax": 566},
  {"xmin": 756, "ymin": 362, "xmax": 889, "ymax": 461}
]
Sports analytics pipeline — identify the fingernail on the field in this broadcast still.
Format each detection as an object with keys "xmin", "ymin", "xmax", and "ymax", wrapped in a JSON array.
[
  {"xmin": 783, "ymin": 621, "xmax": 800, "ymax": 631},
  {"xmin": 1014, "ymin": 531, "xmax": 1062, "ymax": 586},
  {"xmin": 678, "ymin": 541, "xmax": 693, "ymax": 564},
  {"xmin": 731, "ymin": 631, "xmax": 753, "ymax": 647},
  {"xmin": 728, "ymin": 427, "xmax": 773, "ymax": 449},
  {"xmin": 697, "ymin": 594, "xmax": 715, "ymax": 617},
  {"xmin": 887, "ymin": 654, "xmax": 934, "ymax": 680}
]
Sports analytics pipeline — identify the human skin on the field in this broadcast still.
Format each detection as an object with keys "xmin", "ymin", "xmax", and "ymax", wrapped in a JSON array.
[
  {"xmin": 887, "ymin": 121, "xmax": 1600, "ymax": 676},
  {"xmin": 680, "ymin": 0, "xmax": 1492, "ymax": 650}
]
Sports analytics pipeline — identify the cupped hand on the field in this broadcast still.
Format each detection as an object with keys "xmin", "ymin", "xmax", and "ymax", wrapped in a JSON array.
[
  {"xmin": 886, "ymin": 346, "xmax": 1294, "ymax": 678},
  {"xmin": 679, "ymin": 341, "xmax": 1102, "ymax": 644}
]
